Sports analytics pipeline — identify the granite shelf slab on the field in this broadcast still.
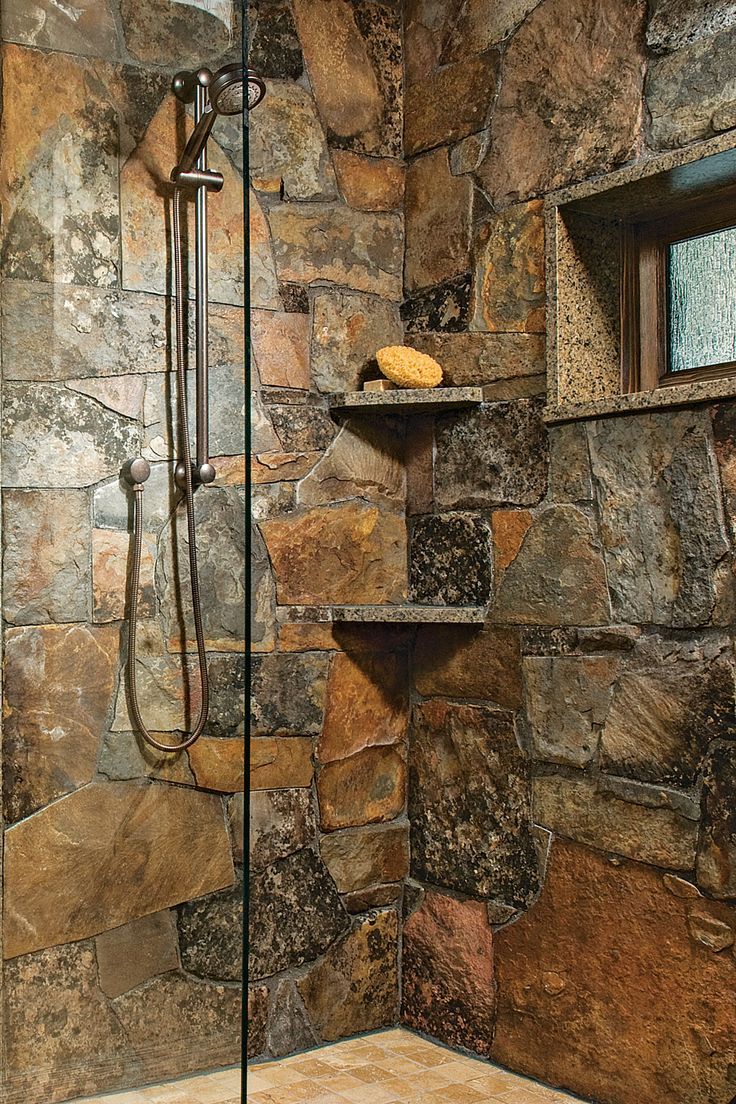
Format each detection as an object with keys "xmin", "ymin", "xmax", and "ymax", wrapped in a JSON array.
[
  {"xmin": 284, "ymin": 605, "xmax": 488, "ymax": 624},
  {"xmin": 329, "ymin": 386, "xmax": 486, "ymax": 413}
]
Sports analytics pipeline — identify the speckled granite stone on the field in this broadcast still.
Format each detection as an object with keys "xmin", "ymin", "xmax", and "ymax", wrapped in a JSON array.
[{"xmin": 410, "ymin": 513, "xmax": 493, "ymax": 606}]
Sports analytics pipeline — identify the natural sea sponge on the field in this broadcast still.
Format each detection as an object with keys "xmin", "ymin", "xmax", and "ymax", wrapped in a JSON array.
[{"xmin": 376, "ymin": 345, "xmax": 443, "ymax": 389}]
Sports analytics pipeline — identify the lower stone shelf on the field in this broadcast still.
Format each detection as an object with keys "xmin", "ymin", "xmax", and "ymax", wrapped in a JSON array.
[{"xmin": 283, "ymin": 605, "xmax": 488, "ymax": 624}]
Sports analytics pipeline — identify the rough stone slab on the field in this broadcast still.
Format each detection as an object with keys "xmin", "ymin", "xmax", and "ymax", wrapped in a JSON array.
[
  {"xmin": 405, "ymin": 53, "xmax": 499, "ymax": 157},
  {"xmin": 250, "ymin": 737, "xmax": 314, "ymax": 790},
  {"xmin": 312, "ymin": 289, "xmax": 403, "ymax": 394},
  {"xmin": 297, "ymin": 912, "xmax": 399, "ymax": 1041},
  {"xmin": 178, "ymin": 872, "xmax": 243, "ymax": 982},
  {"xmin": 698, "ymin": 742, "xmax": 736, "ymax": 898},
  {"xmin": 95, "ymin": 911, "xmax": 179, "ymax": 999},
  {"xmin": 524, "ymin": 655, "xmax": 619, "ymax": 768},
  {"xmin": 410, "ymin": 514, "xmax": 493, "ymax": 606},
  {"xmin": 251, "ymin": 653, "xmax": 328, "ymax": 736},
  {"xmin": 266, "ymin": 978, "xmax": 318, "ymax": 1059},
  {"xmin": 332, "ymin": 151, "xmax": 405, "ymax": 212},
  {"xmin": 647, "ymin": 0, "xmax": 736, "ymax": 52},
  {"xmin": 472, "ymin": 200, "xmax": 545, "ymax": 333},
  {"xmin": 414, "ymin": 624, "xmax": 523, "ymax": 708},
  {"xmin": 4, "ymin": 781, "xmax": 234, "ymax": 958},
  {"xmin": 188, "ymin": 738, "xmax": 245, "ymax": 793},
  {"xmin": 329, "ymin": 386, "xmax": 484, "ymax": 412},
  {"xmin": 250, "ymin": 789, "xmax": 317, "ymax": 873},
  {"xmin": 533, "ymin": 774, "xmax": 698, "ymax": 870},
  {"xmin": 319, "ymin": 822, "xmax": 410, "ymax": 894},
  {"xmin": 319, "ymin": 651, "xmax": 408, "ymax": 764},
  {"xmin": 408, "ymin": 331, "xmax": 545, "ymax": 388},
  {"xmin": 330, "ymin": 604, "xmax": 488, "ymax": 623},
  {"xmin": 492, "ymin": 840, "xmax": 736, "ymax": 1103},
  {"xmin": 647, "ymin": 26, "xmax": 736, "ymax": 149},
  {"xmin": 298, "ymin": 419, "xmax": 405, "ymax": 508},
  {"xmin": 249, "ymin": 80, "xmax": 337, "ymax": 201},
  {"xmin": 317, "ymin": 745, "xmax": 407, "ymax": 831},
  {"xmin": 402, "ymin": 890, "xmax": 495, "ymax": 1057},
  {"xmin": 405, "ymin": 147, "xmax": 473, "ymax": 294}
]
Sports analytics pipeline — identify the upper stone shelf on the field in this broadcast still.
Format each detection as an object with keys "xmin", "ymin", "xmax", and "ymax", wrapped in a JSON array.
[
  {"xmin": 329, "ymin": 386, "xmax": 486, "ymax": 413},
  {"xmin": 286, "ymin": 605, "xmax": 488, "ymax": 624}
]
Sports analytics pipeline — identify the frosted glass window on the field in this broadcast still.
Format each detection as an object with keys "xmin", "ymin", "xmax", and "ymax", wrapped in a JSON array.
[{"xmin": 668, "ymin": 226, "xmax": 736, "ymax": 373}]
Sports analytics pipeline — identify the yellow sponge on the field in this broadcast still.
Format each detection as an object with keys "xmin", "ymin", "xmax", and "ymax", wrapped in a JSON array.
[{"xmin": 376, "ymin": 345, "xmax": 443, "ymax": 389}]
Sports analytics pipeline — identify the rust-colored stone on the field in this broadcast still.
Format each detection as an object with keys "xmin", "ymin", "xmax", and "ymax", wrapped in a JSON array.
[
  {"xmin": 188, "ymin": 738, "xmax": 245, "ymax": 793},
  {"xmin": 93, "ymin": 527, "xmax": 155, "ymax": 622},
  {"xmin": 4, "ymin": 781, "xmax": 234, "ymax": 958},
  {"xmin": 251, "ymin": 310, "xmax": 310, "ymax": 390},
  {"xmin": 403, "ymin": 890, "xmax": 495, "ymax": 1056},
  {"xmin": 413, "ymin": 624, "xmax": 522, "ymax": 709},
  {"xmin": 405, "ymin": 53, "xmax": 500, "ymax": 156},
  {"xmin": 319, "ymin": 821, "xmax": 409, "ymax": 893},
  {"xmin": 473, "ymin": 201, "xmax": 545, "ymax": 333},
  {"xmin": 333, "ymin": 151, "xmax": 405, "ymax": 211},
  {"xmin": 493, "ymin": 840, "xmax": 736, "ymax": 1102},
  {"xmin": 492, "ymin": 509, "xmax": 533, "ymax": 578},
  {"xmin": 319, "ymin": 651, "xmax": 408, "ymax": 764},
  {"xmin": 250, "ymin": 737, "xmax": 314, "ymax": 790},
  {"xmin": 261, "ymin": 504, "xmax": 407, "ymax": 606},
  {"xmin": 317, "ymin": 746, "xmax": 406, "ymax": 831},
  {"xmin": 405, "ymin": 147, "xmax": 473, "ymax": 293}
]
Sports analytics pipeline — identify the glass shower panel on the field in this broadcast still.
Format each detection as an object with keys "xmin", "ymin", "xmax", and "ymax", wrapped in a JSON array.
[
  {"xmin": 0, "ymin": 3, "xmax": 247, "ymax": 1102},
  {"xmin": 668, "ymin": 225, "xmax": 736, "ymax": 373}
]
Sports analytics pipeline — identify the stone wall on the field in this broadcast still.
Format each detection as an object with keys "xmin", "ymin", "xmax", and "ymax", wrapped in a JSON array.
[
  {"xmin": 401, "ymin": 2, "xmax": 736, "ymax": 1102},
  {"xmin": 0, "ymin": 4, "xmax": 246, "ymax": 1101},
  {"xmin": 247, "ymin": 0, "xmax": 409, "ymax": 1060}
]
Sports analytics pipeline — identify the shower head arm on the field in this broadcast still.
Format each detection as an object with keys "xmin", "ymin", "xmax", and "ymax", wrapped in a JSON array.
[{"xmin": 172, "ymin": 106, "xmax": 217, "ymax": 179}]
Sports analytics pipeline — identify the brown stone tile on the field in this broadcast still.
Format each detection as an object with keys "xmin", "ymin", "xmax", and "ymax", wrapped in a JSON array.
[
  {"xmin": 317, "ymin": 746, "xmax": 406, "ymax": 830},
  {"xmin": 93, "ymin": 527, "xmax": 155, "ymax": 623},
  {"xmin": 252, "ymin": 310, "xmax": 311, "ymax": 389},
  {"xmin": 95, "ymin": 910, "xmax": 179, "ymax": 999},
  {"xmin": 405, "ymin": 147, "xmax": 473, "ymax": 293},
  {"xmin": 405, "ymin": 54, "xmax": 499, "ymax": 157},
  {"xmin": 333, "ymin": 152, "xmax": 405, "ymax": 211},
  {"xmin": 188, "ymin": 737, "xmax": 245, "ymax": 793},
  {"xmin": 319, "ymin": 651, "xmax": 408, "ymax": 763},
  {"xmin": 473, "ymin": 201, "xmax": 545, "ymax": 333},
  {"xmin": 250, "ymin": 737, "xmax": 314, "ymax": 790},
  {"xmin": 310, "ymin": 288, "xmax": 403, "ymax": 394}
]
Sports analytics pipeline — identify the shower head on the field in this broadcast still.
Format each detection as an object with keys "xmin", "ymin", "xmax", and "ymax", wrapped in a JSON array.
[{"xmin": 172, "ymin": 64, "xmax": 267, "ymax": 181}]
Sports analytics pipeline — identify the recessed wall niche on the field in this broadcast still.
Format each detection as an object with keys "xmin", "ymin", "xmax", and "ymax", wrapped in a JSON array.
[{"xmin": 546, "ymin": 131, "xmax": 736, "ymax": 423}]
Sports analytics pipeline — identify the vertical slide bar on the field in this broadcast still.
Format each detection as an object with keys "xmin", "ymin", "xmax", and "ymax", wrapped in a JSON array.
[{"xmin": 195, "ymin": 81, "xmax": 210, "ymax": 471}]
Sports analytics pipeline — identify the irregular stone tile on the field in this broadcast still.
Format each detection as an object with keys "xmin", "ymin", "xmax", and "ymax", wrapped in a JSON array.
[
  {"xmin": 435, "ymin": 399, "xmax": 548, "ymax": 509},
  {"xmin": 249, "ymin": 847, "xmax": 349, "ymax": 978},
  {"xmin": 112, "ymin": 970, "xmax": 241, "ymax": 1081},
  {"xmin": 450, "ymin": 128, "xmax": 492, "ymax": 175},
  {"xmin": 646, "ymin": 26, "xmax": 736, "ymax": 149},
  {"xmin": 405, "ymin": 147, "xmax": 473, "ymax": 293},
  {"xmin": 93, "ymin": 462, "xmax": 173, "ymax": 531},
  {"xmin": 121, "ymin": 96, "xmax": 243, "ymax": 306},
  {"xmin": 492, "ymin": 840, "xmax": 736, "ymax": 1103},
  {"xmin": 142, "ymin": 361, "xmax": 245, "ymax": 465},
  {"xmin": 492, "ymin": 509, "xmax": 533, "ymax": 581},
  {"xmin": 267, "ymin": 978, "xmax": 318, "ymax": 1058},
  {"xmin": 402, "ymin": 274, "xmax": 473, "ymax": 333},
  {"xmin": 1, "ymin": 0, "xmax": 122, "ymax": 58},
  {"xmin": 97, "ymin": 730, "xmax": 195, "ymax": 787},
  {"xmin": 4, "ymin": 781, "xmax": 234, "ymax": 958},
  {"xmin": 261, "ymin": 504, "xmax": 407, "ymax": 606},
  {"xmin": 320, "ymin": 822, "xmax": 409, "ymax": 893},
  {"xmin": 343, "ymin": 883, "xmax": 402, "ymax": 913},
  {"xmin": 188, "ymin": 739, "xmax": 244, "ymax": 793},
  {"xmin": 252, "ymin": 519, "xmax": 276, "ymax": 659},
  {"xmin": 2, "ymin": 382, "xmax": 140, "ymax": 488},
  {"xmin": 494, "ymin": 506, "xmax": 610, "ymax": 626},
  {"xmin": 444, "ymin": 0, "xmax": 541, "ymax": 55},
  {"xmin": 119, "ymin": 0, "xmax": 240, "ymax": 67},
  {"xmin": 207, "ymin": 654, "xmax": 246, "ymax": 739},
  {"xmin": 250, "ymin": 789, "xmax": 317, "ymax": 872},
  {"xmin": 413, "ymin": 624, "xmax": 523, "ymax": 708},
  {"xmin": 533, "ymin": 774, "xmax": 698, "ymax": 870},
  {"xmin": 291, "ymin": 0, "xmax": 402, "ymax": 157},
  {"xmin": 332, "ymin": 151, "xmax": 405, "ymax": 211},
  {"xmin": 267, "ymin": 204, "xmax": 403, "ymax": 300},
  {"xmin": 712, "ymin": 403, "xmax": 736, "ymax": 542},
  {"xmin": 250, "ymin": 737, "xmax": 314, "ymax": 790},
  {"xmin": 473, "ymin": 200, "xmax": 545, "ymax": 332},
  {"xmin": 250, "ymin": 191, "xmax": 282, "ymax": 310},
  {"xmin": 522, "ymin": 625, "xmax": 579, "ymax": 656},
  {"xmin": 250, "ymin": 80, "xmax": 336, "ymax": 200},
  {"xmin": 252, "ymin": 482, "xmax": 297, "ymax": 522},
  {"xmin": 212, "ymin": 454, "xmax": 246, "ymax": 486},
  {"xmin": 600, "ymin": 634, "xmax": 735, "ymax": 787},
  {"xmin": 251, "ymin": 309, "xmax": 311, "ymax": 389},
  {"xmin": 67, "ymin": 374, "xmax": 145, "ymax": 421},
  {"xmin": 267, "ymin": 403, "xmax": 336, "ymax": 453},
  {"xmin": 2, "ymin": 941, "xmax": 131, "ymax": 1103},
  {"xmin": 524, "ymin": 656, "xmax": 619, "ymax": 768},
  {"xmin": 405, "ymin": 53, "xmax": 500, "ymax": 157},
  {"xmin": 647, "ymin": 0, "xmax": 736, "ymax": 52},
  {"xmin": 178, "ymin": 872, "xmax": 243, "ymax": 982},
  {"xmin": 317, "ymin": 746, "xmax": 407, "ymax": 831},
  {"xmin": 229, "ymin": 793, "xmax": 244, "ymax": 863},
  {"xmin": 253, "ymin": 451, "xmax": 319, "ymax": 484},
  {"xmin": 402, "ymin": 890, "xmax": 494, "ymax": 1057},
  {"xmin": 156, "ymin": 487, "xmax": 245, "ymax": 651},
  {"xmin": 698, "ymin": 742, "xmax": 736, "ymax": 898},
  {"xmin": 92, "ymin": 527, "xmax": 155, "ymax": 623},
  {"xmin": 3, "ymin": 489, "xmax": 90, "ymax": 625},
  {"xmin": 548, "ymin": 421, "xmax": 593, "ymax": 502},
  {"xmin": 111, "ymin": 645, "xmax": 203, "ymax": 734},
  {"xmin": 3, "ymin": 623, "xmax": 119, "ymax": 823},
  {"xmin": 409, "ymin": 331, "xmax": 545, "ymax": 387},
  {"xmin": 410, "ymin": 700, "xmax": 539, "ymax": 906},
  {"xmin": 298, "ymin": 420, "xmax": 405, "ymax": 508},
  {"xmin": 319, "ymin": 651, "xmax": 408, "ymax": 764},
  {"xmin": 248, "ymin": 985, "xmax": 269, "ymax": 1059},
  {"xmin": 687, "ymin": 909, "xmax": 735, "ymax": 951},
  {"xmin": 251, "ymin": 653, "xmax": 328, "ymax": 736},
  {"xmin": 404, "ymin": 0, "xmax": 465, "ymax": 85},
  {"xmin": 477, "ymin": 0, "xmax": 646, "ymax": 206},
  {"xmin": 250, "ymin": 0, "xmax": 304, "ymax": 80},
  {"xmin": 410, "ymin": 513, "xmax": 493, "ymax": 606},
  {"xmin": 297, "ymin": 911, "xmax": 399, "ymax": 1040},
  {"xmin": 95, "ymin": 910, "xmax": 180, "ymax": 999},
  {"xmin": 311, "ymin": 288, "xmax": 403, "ymax": 393}
]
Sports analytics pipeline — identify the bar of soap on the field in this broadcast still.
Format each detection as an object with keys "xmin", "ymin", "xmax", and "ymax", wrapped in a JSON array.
[
  {"xmin": 363, "ymin": 378, "xmax": 397, "ymax": 392},
  {"xmin": 376, "ymin": 345, "xmax": 443, "ymax": 389}
]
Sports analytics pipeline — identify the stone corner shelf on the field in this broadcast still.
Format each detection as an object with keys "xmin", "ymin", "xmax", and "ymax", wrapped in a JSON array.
[
  {"xmin": 283, "ymin": 605, "xmax": 488, "ymax": 624},
  {"xmin": 329, "ymin": 386, "xmax": 486, "ymax": 413}
]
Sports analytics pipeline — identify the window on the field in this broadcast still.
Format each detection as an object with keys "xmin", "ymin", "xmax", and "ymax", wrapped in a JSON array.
[{"xmin": 622, "ymin": 192, "xmax": 736, "ymax": 393}]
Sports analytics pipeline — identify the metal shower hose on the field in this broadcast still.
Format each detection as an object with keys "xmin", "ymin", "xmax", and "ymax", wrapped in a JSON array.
[{"xmin": 127, "ymin": 187, "xmax": 210, "ymax": 753}]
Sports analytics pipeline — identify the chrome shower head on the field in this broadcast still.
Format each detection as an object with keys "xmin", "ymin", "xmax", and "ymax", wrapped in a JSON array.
[{"xmin": 172, "ymin": 64, "xmax": 267, "ymax": 180}]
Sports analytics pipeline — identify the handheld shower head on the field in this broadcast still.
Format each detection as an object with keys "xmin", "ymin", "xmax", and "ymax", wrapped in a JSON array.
[{"xmin": 172, "ymin": 63, "xmax": 267, "ymax": 181}]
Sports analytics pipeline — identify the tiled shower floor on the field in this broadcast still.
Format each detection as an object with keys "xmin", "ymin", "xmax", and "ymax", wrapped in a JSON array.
[
  {"xmin": 69, "ymin": 1066, "xmax": 241, "ymax": 1103},
  {"xmin": 247, "ymin": 1028, "xmax": 585, "ymax": 1103}
]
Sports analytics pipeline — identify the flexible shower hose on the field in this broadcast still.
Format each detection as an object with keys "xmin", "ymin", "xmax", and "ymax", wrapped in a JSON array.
[{"xmin": 127, "ymin": 186, "xmax": 210, "ymax": 753}]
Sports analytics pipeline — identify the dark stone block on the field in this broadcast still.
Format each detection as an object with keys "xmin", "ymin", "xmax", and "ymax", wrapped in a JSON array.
[
  {"xmin": 435, "ymin": 398, "xmax": 548, "ymax": 508},
  {"xmin": 698, "ymin": 741, "xmax": 736, "ymax": 898},
  {"xmin": 409, "ymin": 699, "xmax": 540, "ymax": 907},
  {"xmin": 266, "ymin": 979, "xmax": 317, "ymax": 1058},
  {"xmin": 401, "ymin": 274, "xmax": 472, "ymax": 333},
  {"xmin": 251, "ymin": 653, "xmax": 328, "ymax": 736},
  {"xmin": 278, "ymin": 283, "xmax": 310, "ymax": 313},
  {"xmin": 207, "ymin": 655, "xmax": 246, "ymax": 739},
  {"xmin": 268, "ymin": 403, "xmax": 337, "ymax": 452},
  {"xmin": 250, "ymin": 789, "xmax": 317, "ymax": 872},
  {"xmin": 249, "ymin": 0, "xmax": 304, "ymax": 80},
  {"xmin": 409, "ymin": 514, "xmax": 492, "ymax": 606},
  {"xmin": 179, "ymin": 873, "xmax": 243, "ymax": 983},
  {"xmin": 249, "ymin": 848, "xmax": 349, "ymax": 979},
  {"xmin": 248, "ymin": 986, "xmax": 269, "ymax": 1059}
]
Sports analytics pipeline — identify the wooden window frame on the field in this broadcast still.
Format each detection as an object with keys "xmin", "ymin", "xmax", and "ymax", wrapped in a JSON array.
[{"xmin": 621, "ymin": 187, "xmax": 736, "ymax": 394}]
